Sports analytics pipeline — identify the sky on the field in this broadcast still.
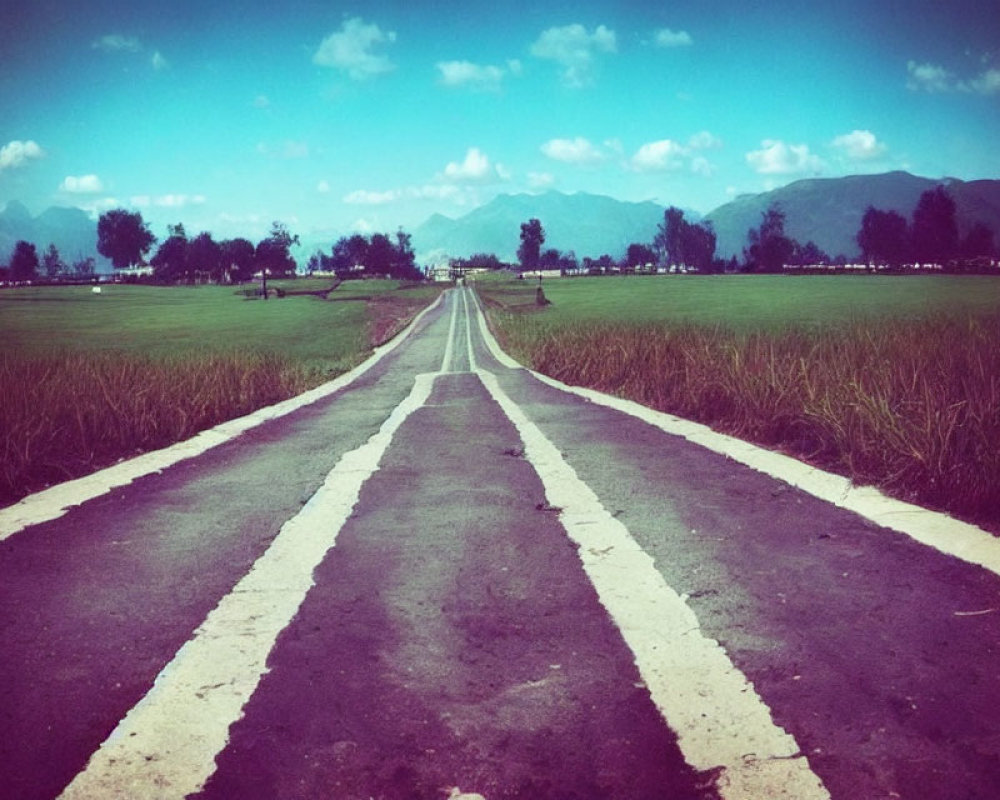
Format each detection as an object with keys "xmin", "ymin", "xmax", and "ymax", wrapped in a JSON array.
[{"xmin": 1, "ymin": 0, "xmax": 999, "ymax": 249}]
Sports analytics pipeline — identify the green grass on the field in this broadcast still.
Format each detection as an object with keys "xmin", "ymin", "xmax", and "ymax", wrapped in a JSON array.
[
  {"xmin": 0, "ymin": 280, "xmax": 442, "ymax": 504},
  {"xmin": 477, "ymin": 274, "xmax": 1000, "ymax": 531}
]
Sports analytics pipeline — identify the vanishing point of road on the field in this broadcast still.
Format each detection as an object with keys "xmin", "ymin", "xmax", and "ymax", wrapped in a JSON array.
[{"xmin": 2, "ymin": 286, "xmax": 999, "ymax": 800}]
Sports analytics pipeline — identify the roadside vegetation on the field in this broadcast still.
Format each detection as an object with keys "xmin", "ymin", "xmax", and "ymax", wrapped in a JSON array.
[
  {"xmin": 0, "ymin": 280, "xmax": 441, "ymax": 505},
  {"xmin": 477, "ymin": 274, "xmax": 1000, "ymax": 531}
]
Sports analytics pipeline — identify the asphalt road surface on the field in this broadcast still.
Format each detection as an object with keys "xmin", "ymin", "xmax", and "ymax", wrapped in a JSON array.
[{"xmin": 2, "ymin": 286, "xmax": 999, "ymax": 800}]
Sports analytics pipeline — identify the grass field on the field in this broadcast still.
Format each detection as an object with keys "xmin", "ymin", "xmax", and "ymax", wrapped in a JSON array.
[
  {"xmin": 477, "ymin": 274, "xmax": 1000, "ymax": 531},
  {"xmin": 0, "ymin": 279, "xmax": 442, "ymax": 504}
]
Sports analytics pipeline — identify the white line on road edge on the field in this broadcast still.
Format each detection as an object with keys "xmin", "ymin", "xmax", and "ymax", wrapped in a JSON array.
[
  {"xmin": 477, "ymin": 368, "xmax": 830, "ymax": 800},
  {"xmin": 58, "ymin": 372, "xmax": 438, "ymax": 800},
  {"xmin": 468, "ymin": 289, "xmax": 1000, "ymax": 579},
  {"xmin": 0, "ymin": 293, "xmax": 446, "ymax": 543}
]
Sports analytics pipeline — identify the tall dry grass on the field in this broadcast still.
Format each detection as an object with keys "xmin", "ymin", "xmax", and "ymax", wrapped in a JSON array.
[
  {"xmin": 0, "ymin": 351, "xmax": 312, "ymax": 504},
  {"xmin": 494, "ymin": 312, "xmax": 1000, "ymax": 528}
]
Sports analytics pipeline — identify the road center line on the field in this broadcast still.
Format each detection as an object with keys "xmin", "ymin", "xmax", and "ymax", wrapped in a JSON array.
[
  {"xmin": 476, "ymin": 367, "xmax": 830, "ymax": 800},
  {"xmin": 57, "ymin": 372, "xmax": 438, "ymax": 800},
  {"xmin": 441, "ymin": 288, "xmax": 458, "ymax": 373}
]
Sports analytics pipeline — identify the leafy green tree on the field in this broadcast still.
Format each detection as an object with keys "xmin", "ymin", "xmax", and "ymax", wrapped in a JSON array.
[
  {"xmin": 97, "ymin": 209, "xmax": 156, "ymax": 268},
  {"xmin": 220, "ymin": 238, "xmax": 256, "ymax": 282},
  {"xmin": 151, "ymin": 224, "xmax": 189, "ymax": 282},
  {"xmin": 517, "ymin": 218, "xmax": 545, "ymax": 269},
  {"xmin": 255, "ymin": 221, "xmax": 299, "ymax": 278},
  {"xmin": 857, "ymin": 206, "xmax": 909, "ymax": 269},
  {"xmin": 654, "ymin": 206, "xmax": 686, "ymax": 266},
  {"xmin": 682, "ymin": 221, "xmax": 717, "ymax": 272},
  {"xmin": 744, "ymin": 203, "xmax": 794, "ymax": 272},
  {"xmin": 188, "ymin": 232, "xmax": 223, "ymax": 282},
  {"xmin": 42, "ymin": 243, "xmax": 65, "ymax": 278},
  {"xmin": 911, "ymin": 186, "xmax": 958, "ymax": 265},
  {"xmin": 960, "ymin": 222, "xmax": 995, "ymax": 260},
  {"xmin": 791, "ymin": 240, "xmax": 831, "ymax": 267},
  {"xmin": 626, "ymin": 242, "xmax": 657, "ymax": 269},
  {"xmin": 9, "ymin": 240, "xmax": 39, "ymax": 281},
  {"xmin": 73, "ymin": 256, "xmax": 96, "ymax": 277}
]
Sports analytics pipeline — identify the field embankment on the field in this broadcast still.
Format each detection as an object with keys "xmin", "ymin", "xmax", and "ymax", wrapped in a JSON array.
[
  {"xmin": 0, "ymin": 280, "xmax": 442, "ymax": 505},
  {"xmin": 477, "ymin": 274, "xmax": 1000, "ymax": 531}
]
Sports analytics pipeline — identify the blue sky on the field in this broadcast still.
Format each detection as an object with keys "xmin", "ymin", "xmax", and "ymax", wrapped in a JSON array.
[{"xmin": 1, "ymin": 0, "xmax": 998, "ymax": 247}]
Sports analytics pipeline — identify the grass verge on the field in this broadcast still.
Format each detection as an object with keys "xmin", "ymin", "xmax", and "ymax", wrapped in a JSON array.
[
  {"xmin": 477, "ymin": 275, "xmax": 1000, "ymax": 531},
  {"xmin": 0, "ymin": 280, "xmax": 442, "ymax": 505}
]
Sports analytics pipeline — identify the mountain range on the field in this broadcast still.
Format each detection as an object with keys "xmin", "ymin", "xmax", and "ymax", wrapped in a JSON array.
[
  {"xmin": 0, "ymin": 201, "xmax": 111, "ymax": 271},
  {"xmin": 4, "ymin": 171, "xmax": 1000, "ymax": 271}
]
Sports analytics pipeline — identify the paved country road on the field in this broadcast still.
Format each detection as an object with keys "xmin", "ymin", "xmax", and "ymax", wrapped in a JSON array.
[{"xmin": 2, "ymin": 286, "xmax": 1000, "ymax": 800}]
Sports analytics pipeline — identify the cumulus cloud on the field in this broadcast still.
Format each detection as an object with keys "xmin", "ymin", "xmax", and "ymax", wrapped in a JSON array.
[
  {"xmin": 746, "ymin": 139, "xmax": 825, "ymax": 175},
  {"xmin": 832, "ymin": 129, "xmax": 887, "ymax": 161},
  {"xmin": 631, "ymin": 139, "xmax": 687, "ymax": 172},
  {"xmin": 531, "ymin": 24, "xmax": 616, "ymax": 87},
  {"xmin": 92, "ymin": 34, "xmax": 141, "ymax": 52},
  {"xmin": 654, "ymin": 28, "xmax": 693, "ymax": 48},
  {"xmin": 60, "ymin": 174, "xmax": 104, "ymax": 194},
  {"xmin": 313, "ymin": 18, "xmax": 397, "ymax": 80},
  {"xmin": 540, "ymin": 137, "xmax": 605, "ymax": 164},
  {"xmin": 0, "ymin": 139, "xmax": 45, "ymax": 171},
  {"xmin": 967, "ymin": 67, "xmax": 1000, "ymax": 94},
  {"xmin": 437, "ymin": 60, "xmax": 519, "ymax": 91},
  {"xmin": 443, "ymin": 147, "xmax": 495, "ymax": 182}
]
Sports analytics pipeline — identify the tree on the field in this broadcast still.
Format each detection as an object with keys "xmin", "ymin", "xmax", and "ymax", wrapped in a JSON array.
[
  {"xmin": 330, "ymin": 234, "xmax": 370, "ymax": 275},
  {"xmin": 911, "ymin": 186, "xmax": 958, "ymax": 265},
  {"xmin": 9, "ymin": 240, "xmax": 39, "ymax": 281},
  {"xmin": 960, "ymin": 221, "xmax": 995, "ymax": 260},
  {"xmin": 392, "ymin": 229, "xmax": 420, "ymax": 280},
  {"xmin": 626, "ymin": 242, "xmax": 657, "ymax": 269},
  {"xmin": 187, "ymin": 232, "xmax": 223, "ymax": 282},
  {"xmin": 151, "ymin": 224, "xmax": 189, "ymax": 282},
  {"xmin": 857, "ymin": 206, "xmax": 909, "ymax": 269},
  {"xmin": 517, "ymin": 218, "xmax": 545, "ymax": 269},
  {"xmin": 790, "ymin": 240, "xmax": 832, "ymax": 267},
  {"xmin": 744, "ymin": 203, "xmax": 794, "ymax": 272},
  {"xmin": 654, "ymin": 206, "xmax": 686, "ymax": 266},
  {"xmin": 72, "ymin": 256, "xmax": 96, "ymax": 277},
  {"xmin": 682, "ymin": 221, "xmax": 717, "ymax": 272},
  {"xmin": 255, "ymin": 221, "xmax": 299, "ymax": 278},
  {"xmin": 97, "ymin": 209, "xmax": 156, "ymax": 269},
  {"xmin": 42, "ymin": 243, "xmax": 65, "ymax": 278},
  {"xmin": 220, "ymin": 238, "xmax": 256, "ymax": 282}
]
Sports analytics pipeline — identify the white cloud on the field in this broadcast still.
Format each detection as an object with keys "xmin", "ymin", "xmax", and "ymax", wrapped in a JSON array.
[
  {"xmin": 528, "ymin": 172, "xmax": 556, "ymax": 189},
  {"xmin": 967, "ymin": 68, "xmax": 1000, "ymax": 94},
  {"xmin": 92, "ymin": 34, "xmax": 141, "ymax": 52},
  {"xmin": 746, "ymin": 139, "xmax": 825, "ymax": 175},
  {"xmin": 151, "ymin": 51, "xmax": 168, "ymax": 71},
  {"xmin": 654, "ymin": 28, "xmax": 693, "ymax": 48},
  {"xmin": 906, "ymin": 60, "xmax": 954, "ymax": 92},
  {"xmin": 832, "ymin": 129, "xmax": 887, "ymax": 161},
  {"xmin": 316, "ymin": 180, "xmax": 331, "ymax": 194},
  {"xmin": 313, "ymin": 18, "xmax": 397, "ymax": 81},
  {"xmin": 60, "ymin": 174, "xmax": 104, "ymax": 194},
  {"xmin": 531, "ymin": 24, "xmax": 616, "ymax": 87},
  {"xmin": 0, "ymin": 139, "xmax": 44, "ymax": 170},
  {"xmin": 443, "ymin": 147, "xmax": 496, "ymax": 182},
  {"xmin": 690, "ymin": 157, "xmax": 716, "ymax": 177},
  {"xmin": 437, "ymin": 60, "xmax": 510, "ymax": 91},
  {"xmin": 343, "ymin": 189, "xmax": 399, "ymax": 205},
  {"xmin": 540, "ymin": 137, "xmax": 605, "ymax": 164},
  {"xmin": 688, "ymin": 130, "xmax": 722, "ymax": 149},
  {"xmin": 130, "ymin": 195, "xmax": 150, "ymax": 207},
  {"xmin": 631, "ymin": 139, "xmax": 686, "ymax": 171}
]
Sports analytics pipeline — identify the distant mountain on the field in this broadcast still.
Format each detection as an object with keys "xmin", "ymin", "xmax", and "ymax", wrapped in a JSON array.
[
  {"xmin": 412, "ymin": 191, "xmax": 667, "ymax": 263},
  {"xmin": 704, "ymin": 171, "xmax": 1000, "ymax": 260},
  {"xmin": 0, "ymin": 202, "xmax": 110, "ymax": 270}
]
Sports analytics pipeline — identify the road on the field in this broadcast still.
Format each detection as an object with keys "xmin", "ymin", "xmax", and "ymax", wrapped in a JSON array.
[{"xmin": 2, "ymin": 285, "xmax": 1000, "ymax": 800}]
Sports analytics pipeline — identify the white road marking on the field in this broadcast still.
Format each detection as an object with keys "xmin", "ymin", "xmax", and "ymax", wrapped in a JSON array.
[
  {"xmin": 57, "ymin": 373, "xmax": 438, "ymax": 800},
  {"xmin": 441, "ymin": 289, "xmax": 458, "ymax": 373},
  {"xmin": 477, "ymin": 368, "xmax": 830, "ymax": 800},
  {"xmin": 469, "ymin": 288, "xmax": 1000, "ymax": 579},
  {"xmin": 0, "ymin": 293, "xmax": 445, "ymax": 542}
]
